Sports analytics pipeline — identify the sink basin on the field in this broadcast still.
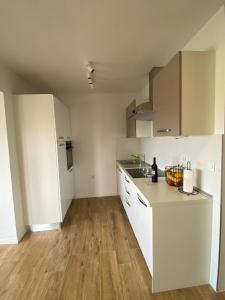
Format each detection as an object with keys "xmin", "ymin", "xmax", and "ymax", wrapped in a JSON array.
[
  {"xmin": 118, "ymin": 160, "xmax": 141, "ymax": 168},
  {"xmin": 125, "ymin": 168, "xmax": 145, "ymax": 178},
  {"xmin": 125, "ymin": 168, "xmax": 165, "ymax": 179}
]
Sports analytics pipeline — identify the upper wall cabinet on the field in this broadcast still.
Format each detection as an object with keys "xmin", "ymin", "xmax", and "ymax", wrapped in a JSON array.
[
  {"xmin": 153, "ymin": 51, "xmax": 215, "ymax": 136},
  {"xmin": 54, "ymin": 97, "xmax": 72, "ymax": 140}
]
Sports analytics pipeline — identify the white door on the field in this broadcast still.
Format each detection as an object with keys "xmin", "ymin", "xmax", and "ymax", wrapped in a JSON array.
[
  {"xmin": 57, "ymin": 141, "xmax": 68, "ymax": 221},
  {"xmin": 54, "ymin": 97, "xmax": 72, "ymax": 141},
  {"xmin": 134, "ymin": 192, "xmax": 153, "ymax": 275},
  {"xmin": 64, "ymin": 167, "xmax": 74, "ymax": 212},
  {"xmin": 117, "ymin": 168, "xmax": 126, "ymax": 208},
  {"xmin": 123, "ymin": 177, "xmax": 138, "ymax": 232}
]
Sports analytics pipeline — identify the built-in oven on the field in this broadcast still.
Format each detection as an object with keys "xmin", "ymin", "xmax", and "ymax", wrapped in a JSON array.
[{"xmin": 66, "ymin": 141, "xmax": 73, "ymax": 170}]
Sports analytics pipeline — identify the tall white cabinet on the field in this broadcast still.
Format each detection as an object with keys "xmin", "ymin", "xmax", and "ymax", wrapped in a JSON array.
[{"xmin": 14, "ymin": 94, "xmax": 74, "ymax": 231}]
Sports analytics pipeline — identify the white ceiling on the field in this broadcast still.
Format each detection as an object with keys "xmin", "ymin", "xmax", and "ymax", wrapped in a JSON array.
[{"xmin": 0, "ymin": 0, "xmax": 223, "ymax": 93}]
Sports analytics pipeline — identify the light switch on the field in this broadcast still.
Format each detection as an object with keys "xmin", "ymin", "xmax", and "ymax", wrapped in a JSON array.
[{"xmin": 208, "ymin": 162, "xmax": 215, "ymax": 172}]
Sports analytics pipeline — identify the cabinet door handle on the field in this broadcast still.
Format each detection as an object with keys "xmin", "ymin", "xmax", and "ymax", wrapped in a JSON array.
[
  {"xmin": 125, "ymin": 189, "xmax": 130, "ymax": 195},
  {"xmin": 137, "ymin": 194, "xmax": 147, "ymax": 207},
  {"xmin": 125, "ymin": 198, "xmax": 131, "ymax": 207},
  {"xmin": 125, "ymin": 177, "xmax": 130, "ymax": 183},
  {"xmin": 157, "ymin": 129, "xmax": 171, "ymax": 133}
]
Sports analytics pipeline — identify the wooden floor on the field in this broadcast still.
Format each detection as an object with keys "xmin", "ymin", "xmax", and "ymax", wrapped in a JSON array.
[{"xmin": 0, "ymin": 196, "xmax": 225, "ymax": 300}]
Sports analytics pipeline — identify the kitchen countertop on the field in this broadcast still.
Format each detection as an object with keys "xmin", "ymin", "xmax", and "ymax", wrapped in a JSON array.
[{"xmin": 117, "ymin": 161, "xmax": 210, "ymax": 207}]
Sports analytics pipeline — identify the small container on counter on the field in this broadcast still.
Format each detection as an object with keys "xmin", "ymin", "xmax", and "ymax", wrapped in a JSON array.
[{"xmin": 165, "ymin": 165, "xmax": 184, "ymax": 187}]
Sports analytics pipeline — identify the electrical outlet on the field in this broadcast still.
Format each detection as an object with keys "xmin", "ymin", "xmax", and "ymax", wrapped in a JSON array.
[{"xmin": 208, "ymin": 162, "xmax": 215, "ymax": 172}]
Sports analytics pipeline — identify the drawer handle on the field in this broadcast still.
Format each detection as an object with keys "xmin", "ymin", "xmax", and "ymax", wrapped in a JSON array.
[
  {"xmin": 125, "ymin": 189, "xmax": 130, "ymax": 195},
  {"xmin": 137, "ymin": 194, "xmax": 147, "ymax": 207},
  {"xmin": 59, "ymin": 143, "xmax": 65, "ymax": 146},
  {"xmin": 119, "ymin": 168, "xmax": 122, "ymax": 173},
  {"xmin": 125, "ymin": 199, "xmax": 131, "ymax": 207},
  {"xmin": 157, "ymin": 129, "xmax": 171, "ymax": 133},
  {"xmin": 125, "ymin": 177, "xmax": 130, "ymax": 183},
  {"xmin": 117, "ymin": 168, "xmax": 122, "ymax": 174},
  {"xmin": 59, "ymin": 136, "xmax": 64, "ymax": 139}
]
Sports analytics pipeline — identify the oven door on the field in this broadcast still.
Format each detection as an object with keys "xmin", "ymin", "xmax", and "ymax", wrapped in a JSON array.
[{"xmin": 66, "ymin": 141, "xmax": 73, "ymax": 170}]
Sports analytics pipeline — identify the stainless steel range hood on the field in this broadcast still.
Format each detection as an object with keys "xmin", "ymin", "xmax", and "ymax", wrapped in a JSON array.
[
  {"xmin": 133, "ymin": 102, "xmax": 153, "ymax": 121},
  {"xmin": 133, "ymin": 67, "xmax": 162, "ymax": 122}
]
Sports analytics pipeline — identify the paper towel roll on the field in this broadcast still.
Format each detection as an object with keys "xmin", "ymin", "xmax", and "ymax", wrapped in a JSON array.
[{"xmin": 183, "ymin": 169, "xmax": 193, "ymax": 193}]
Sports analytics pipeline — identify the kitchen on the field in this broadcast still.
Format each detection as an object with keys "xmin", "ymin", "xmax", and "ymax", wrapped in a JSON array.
[{"xmin": 0, "ymin": 1, "xmax": 225, "ymax": 299}]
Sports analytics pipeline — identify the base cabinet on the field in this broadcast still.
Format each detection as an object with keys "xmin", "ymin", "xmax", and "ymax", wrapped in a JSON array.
[
  {"xmin": 117, "ymin": 166, "xmax": 212, "ymax": 293},
  {"xmin": 134, "ymin": 193, "xmax": 153, "ymax": 275},
  {"xmin": 117, "ymin": 167, "xmax": 153, "ymax": 275}
]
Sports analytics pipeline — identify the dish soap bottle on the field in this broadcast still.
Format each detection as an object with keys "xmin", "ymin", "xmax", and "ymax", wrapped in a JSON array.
[{"xmin": 152, "ymin": 157, "xmax": 158, "ymax": 182}]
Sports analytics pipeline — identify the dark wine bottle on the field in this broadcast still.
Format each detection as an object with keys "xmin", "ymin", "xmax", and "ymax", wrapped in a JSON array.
[{"xmin": 152, "ymin": 157, "xmax": 158, "ymax": 183}]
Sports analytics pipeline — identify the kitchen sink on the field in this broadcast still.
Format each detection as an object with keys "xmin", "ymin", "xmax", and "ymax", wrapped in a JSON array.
[
  {"xmin": 125, "ymin": 168, "xmax": 165, "ymax": 179},
  {"xmin": 125, "ymin": 168, "xmax": 146, "ymax": 178},
  {"xmin": 118, "ymin": 160, "xmax": 141, "ymax": 168}
]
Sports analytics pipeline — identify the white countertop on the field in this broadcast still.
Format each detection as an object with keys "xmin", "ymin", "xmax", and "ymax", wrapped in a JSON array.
[{"xmin": 117, "ymin": 162, "xmax": 210, "ymax": 207}]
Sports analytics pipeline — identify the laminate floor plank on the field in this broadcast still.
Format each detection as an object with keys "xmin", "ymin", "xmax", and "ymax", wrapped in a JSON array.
[{"xmin": 0, "ymin": 196, "xmax": 224, "ymax": 300}]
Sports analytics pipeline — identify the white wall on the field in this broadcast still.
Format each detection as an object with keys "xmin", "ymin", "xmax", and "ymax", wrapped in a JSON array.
[
  {"xmin": 181, "ymin": 6, "xmax": 225, "ymax": 289},
  {"xmin": 0, "ymin": 63, "xmax": 38, "ymax": 243},
  {"xmin": 60, "ymin": 93, "xmax": 136, "ymax": 198},
  {"xmin": 116, "ymin": 138, "xmax": 140, "ymax": 160},
  {"xmin": 140, "ymin": 135, "xmax": 222, "ymax": 289},
  {"xmin": 183, "ymin": 6, "xmax": 225, "ymax": 134}
]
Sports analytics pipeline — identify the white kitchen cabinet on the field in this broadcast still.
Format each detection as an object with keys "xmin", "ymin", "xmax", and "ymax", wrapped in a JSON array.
[
  {"xmin": 123, "ymin": 175, "xmax": 136, "ymax": 228},
  {"xmin": 117, "ymin": 165, "xmax": 212, "ymax": 293},
  {"xmin": 54, "ymin": 96, "xmax": 71, "ymax": 140},
  {"xmin": 117, "ymin": 167, "xmax": 125, "ymax": 208},
  {"xmin": 57, "ymin": 141, "xmax": 69, "ymax": 221},
  {"xmin": 134, "ymin": 192, "xmax": 153, "ymax": 275},
  {"xmin": 14, "ymin": 94, "xmax": 74, "ymax": 230},
  {"xmin": 116, "ymin": 167, "xmax": 122, "ymax": 197}
]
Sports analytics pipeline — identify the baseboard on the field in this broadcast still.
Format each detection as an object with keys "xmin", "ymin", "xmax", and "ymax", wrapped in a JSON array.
[
  {"xmin": 0, "ymin": 236, "xmax": 19, "ymax": 244},
  {"xmin": 16, "ymin": 226, "xmax": 27, "ymax": 242},
  {"xmin": 27, "ymin": 223, "xmax": 61, "ymax": 232},
  {"xmin": 75, "ymin": 192, "xmax": 118, "ymax": 199}
]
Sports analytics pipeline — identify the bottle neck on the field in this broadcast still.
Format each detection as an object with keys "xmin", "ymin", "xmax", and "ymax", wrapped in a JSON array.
[{"xmin": 153, "ymin": 157, "xmax": 156, "ymax": 164}]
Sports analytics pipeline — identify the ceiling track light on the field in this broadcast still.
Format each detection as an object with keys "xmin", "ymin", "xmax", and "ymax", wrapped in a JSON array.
[
  {"xmin": 86, "ymin": 61, "xmax": 95, "ymax": 89},
  {"xmin": 86, "ymin": 61, "xmax": 95, "ymax": 73}
]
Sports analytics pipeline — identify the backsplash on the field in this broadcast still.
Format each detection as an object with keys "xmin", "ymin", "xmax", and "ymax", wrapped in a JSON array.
[{"xmin": 140, "ymin": 135, "xmax": 222, "ymax": 197}]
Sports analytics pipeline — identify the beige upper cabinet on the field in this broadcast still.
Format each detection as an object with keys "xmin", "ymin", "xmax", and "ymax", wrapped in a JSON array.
[{"xmin": 153, "ymin": 51, "xmax": 215, "ymax": 136}]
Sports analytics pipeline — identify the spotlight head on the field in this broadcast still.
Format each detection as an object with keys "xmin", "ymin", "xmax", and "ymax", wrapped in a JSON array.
[{"xmin": 86, "ymin": 62, "xmax": 95, "ymax": 73}]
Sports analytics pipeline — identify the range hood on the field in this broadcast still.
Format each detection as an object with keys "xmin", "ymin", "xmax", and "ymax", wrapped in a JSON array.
[
  {"xmin": 133, "ymin": 67, "xmax": 162, "ymax": 122},
  {"xmin": 133, "ymin": 102, "xmax": 153, "ymax": 121}
]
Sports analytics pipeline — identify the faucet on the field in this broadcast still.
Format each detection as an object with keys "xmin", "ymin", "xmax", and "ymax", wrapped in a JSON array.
[{"xmin": 131, "ymin": 154, "xmax": 140, "ymax": 165}]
